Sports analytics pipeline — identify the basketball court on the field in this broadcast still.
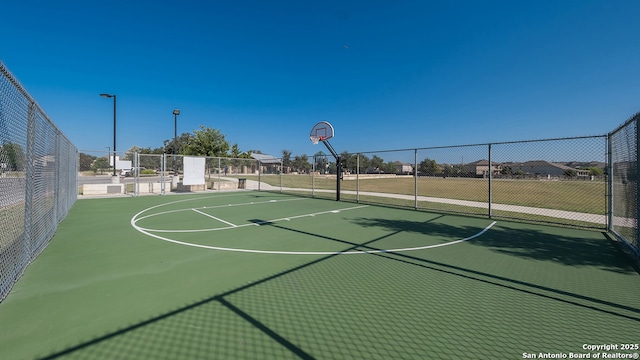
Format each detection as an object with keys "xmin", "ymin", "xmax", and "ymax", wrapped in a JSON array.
[
  {"xmin": 0, "ymin": 191, "xmax": 639, "ymax": 359},
  {"xmin": 0, "ymin": 120, "xmax": 639, "ymax": 359}
]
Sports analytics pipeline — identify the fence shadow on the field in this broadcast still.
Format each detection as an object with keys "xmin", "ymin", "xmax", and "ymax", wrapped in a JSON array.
[
  {"xmin": 39, "ymin": 215, "xmax": 639, "ymax": 359},
  {"xmin": 351, "ymin": 216, "xmax": 636, "ymax": 273}
]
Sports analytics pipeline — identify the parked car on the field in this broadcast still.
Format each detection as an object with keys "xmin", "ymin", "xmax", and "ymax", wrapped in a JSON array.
[{"xmin": 120, "ymin": 167, "xmax": 146, "ymax": 177}]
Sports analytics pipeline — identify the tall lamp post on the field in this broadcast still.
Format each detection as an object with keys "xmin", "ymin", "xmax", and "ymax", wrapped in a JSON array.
[
  {"xmin": 100, "ymin": 93, "xmax": 117, "ymax": 178},
  {"xmin": 173, "ymin": 109, "xmax": 180, "ymax": 174}
]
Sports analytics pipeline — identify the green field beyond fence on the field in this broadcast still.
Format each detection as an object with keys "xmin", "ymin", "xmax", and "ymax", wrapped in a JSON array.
[{"xmin": 240, "ymin": 175, "xmax": 605, "ymax": 215}]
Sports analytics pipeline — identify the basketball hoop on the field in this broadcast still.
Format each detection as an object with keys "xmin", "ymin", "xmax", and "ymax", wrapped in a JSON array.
[
  {"xmin": 309, "ymin": 121, "xmax": 334, "ymax": 145},
  {"xmin": 308, "ymin": 120, "xmax": 341, "ymax": 201}
]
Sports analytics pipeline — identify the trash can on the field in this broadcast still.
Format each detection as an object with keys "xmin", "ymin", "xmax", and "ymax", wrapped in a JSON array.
[{"xmin": 238, "ymin": 178, "xmax": 246, "ymax": 189}]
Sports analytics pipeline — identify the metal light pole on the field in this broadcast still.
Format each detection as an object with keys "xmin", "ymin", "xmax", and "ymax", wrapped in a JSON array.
[
  {"xmin": 173, "ymin": 109, "xmax": 180, "ymax": 174},
  {"xmin": 106, "ymin": 146, "xmax": 110, "ymax": 172},
  {"xmin": 100, "ymin": 93, "xmax": 117, "ymax": 177}
]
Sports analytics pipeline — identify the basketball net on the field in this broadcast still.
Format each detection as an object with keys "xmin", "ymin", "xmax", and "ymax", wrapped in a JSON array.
[{"xmin": 310, "ymin": 135, "xmax": 321, "ymax": 144}]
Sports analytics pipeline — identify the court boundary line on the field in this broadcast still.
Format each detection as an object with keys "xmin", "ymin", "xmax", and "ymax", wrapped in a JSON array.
[
  {"xmin": 134, "ymin": 197, "xmax": 306, "ymax": 222},
  {"xmin": 130, "ymin": 195, "xmax": 497, "ymax": 254},
  {"xmin": 191, "ymin": 208, "xmax": 238, "ymax": 227},
  {"xmin": 135, "ymin": 204, "xmax": 370, "ymax": 233}
]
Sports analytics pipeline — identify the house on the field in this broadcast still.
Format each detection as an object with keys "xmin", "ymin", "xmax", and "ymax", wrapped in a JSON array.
[
  {"xmin": 250, "ymin": 153, "xmax": 281, "ymax": 174},
  {"xmin": 393, "ymin": 161, "xmax": 414, "ymax": 175},
  {"xmin": 513, "ymin": 160, "xmax": 589, "ymax": 179},
  {"xmin": 462, "ymin": 160, "xmax": 502, "ymax": 177}
]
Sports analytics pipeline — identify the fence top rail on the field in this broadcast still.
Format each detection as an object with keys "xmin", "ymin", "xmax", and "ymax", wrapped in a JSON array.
[
  {"xmin": 0, "ymin": 60, "xmax": 73, "ymax": 146},
  {"xmin": 134, "ymin": 153, "xmax": 280, "ymax": 162},
  {"xmin": 352, "ymin": 134, "xmax": 608, "ymax": 155},
  {"xmin": 608, "ymin": 111, "xmax": 639, "ymax": 136}
]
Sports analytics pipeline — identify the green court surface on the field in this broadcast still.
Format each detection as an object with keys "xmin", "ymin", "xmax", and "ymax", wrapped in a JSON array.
[{"xmin": 1, "ymin": 191, "xmax": 639, "ymax": 359}]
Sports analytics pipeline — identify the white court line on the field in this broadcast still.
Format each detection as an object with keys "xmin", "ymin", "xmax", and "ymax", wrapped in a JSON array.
[
  {"xmin": 135, "ymin": 197, "xmax": 306, "ymax": 222},
  {"xmin": 131, "ymin": 195, "xmax": 497, "ymax": 254},
  {"xmin": 136, "ymin": 204, "xmax": 370, "ymax": 233},
  {"xmin": 191, "ymin": 209, "xmax": 237, "ymax": 227},
  {"xmin": 132, "ymin": 220, "xmax": 497, "ymax": 255}
]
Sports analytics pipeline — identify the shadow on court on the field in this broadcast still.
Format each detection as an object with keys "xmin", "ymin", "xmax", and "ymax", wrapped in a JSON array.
[
  {"xmin": 351, "ymin": 217, "xmax": 638, "ymax": 273},
  {"xmin": 38, "ymin": 215, "xmax": 640, "ymax": 359}
]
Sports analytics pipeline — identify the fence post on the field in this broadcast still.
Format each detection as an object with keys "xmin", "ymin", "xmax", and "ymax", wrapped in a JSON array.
[
  {"xmin": 636, "ymin": 119, "xmax": 639, "ymax": 256},
  {"xmin": 24, "ymin": 101, "xmax": 36, "ymax": 260},
  {"xmin": 607, "ymin": 135, "xmax": 613, "ymax": 231},
  {"xmin": 488, "ymin": 143, "xmax": 492, "ymax": 218},
  {"xmin": 54, "ymin": 129, "xmax": 61, "ymax": 226},
  {"xmin": 279, "ymin": 158, "xmax": 283, "ymax": 193},
  {"xmin": 414, "ymin": 148, "xmax": 418, "ymax": 210},
  {"xmin": 312, "ymin": 155, "xmax": 315, "ymax": 198},
  {"xmin": 356, "ymin": 154, "xmax": 360, "ymax": 203},
  {"xmin": 258, "ymin": 160, "xmax": 262, "ymax": 191},
  {"xmin": 134, "ymin": 152, "xmax": 139, "ymax": 196},
  {"xmin": 161, "ymin": 153, "xmax": 166, "ymax": 195}
]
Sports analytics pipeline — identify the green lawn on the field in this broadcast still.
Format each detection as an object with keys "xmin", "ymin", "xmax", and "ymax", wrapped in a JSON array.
[{"xmin": 236, "ymin": 174, "xmax": 606, "ymax": 215}]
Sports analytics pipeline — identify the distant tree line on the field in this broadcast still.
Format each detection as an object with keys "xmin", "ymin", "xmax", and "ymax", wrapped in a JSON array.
[
  {"xmin": 76, "ymin": 125, "xmax": 611, "ymax": 179},
  {"xmin": 79, "ymin": 126, "xmax": 258, "ymax": 173}
]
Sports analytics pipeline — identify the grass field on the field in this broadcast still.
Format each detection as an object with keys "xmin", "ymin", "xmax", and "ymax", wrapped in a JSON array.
[
  {"xmin": 0, "ymin": 191, "xmax": 638, "ymax": 359},
  {"xmin": 235, "ymin": 174, "xmax": 606, "ymax": 215}
]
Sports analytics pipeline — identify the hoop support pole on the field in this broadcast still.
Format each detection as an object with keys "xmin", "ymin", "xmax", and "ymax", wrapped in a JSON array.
[{"xmin": 321, "ymin": 139, "xmax": 341, "ymax": 201}]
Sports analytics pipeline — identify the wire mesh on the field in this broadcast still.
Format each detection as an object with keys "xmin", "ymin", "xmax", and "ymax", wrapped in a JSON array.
[
  {"xmin": 417, "ymin": 145, "xmax": 490, "ymax": 216},
  {"xmin": 491, "ymin": 136, "xmax": 607, "ymax": 227},
  {"xmin": 130, "ymin": 155, "xmax": 272, "ymax": 193},
  {"xmin": 132, "ymin": 154, "xmax": 167, "ymax": 195},
  {"xmin": 0, "ymin": 61, "xmax": 78, "ymax": 302},
  {"xmin": 284, "ymin": 135, "xmax": 608, "ymax": 229},
  {"xmin": 609, "ymin": 113, "xmax": 639, "ymax": 258}
]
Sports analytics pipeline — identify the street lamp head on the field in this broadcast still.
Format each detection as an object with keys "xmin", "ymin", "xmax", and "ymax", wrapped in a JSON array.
[
  {"xmin": 100, "ymin": 93, "xmax": 114, "ymax": 98},
  {"xmin": 173, "ymin": 109, "xmax": 180, "ymax": 116}
]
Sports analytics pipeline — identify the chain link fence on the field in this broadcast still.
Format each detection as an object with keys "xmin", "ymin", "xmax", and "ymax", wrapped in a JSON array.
[
  {"xmin": 77, "ymin": 152, "xmax": 284, "ymax": 196},
  {"xmin": 278, "ymin": 135, "xmax": 610, "ymax": 229},
  {"xmin": 0, "ymin": 61, "xmax": 78, "ymax": 302},
  {"xmin": 78, "ymin": 127, "xmax": 638, "ymax": 262},
  {"xmin": 127, "ymin": 154, "xmax": 280, "ymax": 195},
  {"xmin": 609, "ymin": 113, "xmax": 639, "ymax": 259}
]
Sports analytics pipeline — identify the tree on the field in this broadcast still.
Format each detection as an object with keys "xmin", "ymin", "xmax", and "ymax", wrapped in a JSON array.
[
  {"xmin": 382, "ymin": 161, "xmax": 398, "ymax": 174},
  {"xmin": 588, "ymin": 167, "xmax": 603, "ymax": 176},
  {"xmin": 442, "ymin": 164, "xmax": 454, "ymax": 177},
  {"xmin": 164, "ymin": 132, "xmax": 193, "ymax": 155},
  {"xmin": 123, "ymin": 146, "xmax": 145, "ymax": 161},
  {"xmin": 340, "ymin": 151, "xmax": 356, "ymax": 173},
  {"xmin": 281, "ymin": 150, "xmax": 292, "ymax": 173},
  {"xmin": 183, "ymin": 125, "xmax": 230, "ymax": 157},
  {"xmin": 230, "ymin": 144, "xmax": 242, "ymax": 159},
  {"xmin": 356, "ymin": 154, "xmax": 371, "ymax": 174},
  {"xmin": 123, "ymin": 146, "xmax": 164, "ymax": 170},
  {"xmin": 418, "ymin": 158, "xmax": 439, "ymax": 176},
  {"xmin": 91, "ymin": 157, "xmax": 110, "ymax": 174},
  {"xmin": 292, "ymin": 154, "xmax": 311, "ymax": 173},
  {"xmin": 370, "ymin": 155, "xmax": 384, "ymax": 173},
  {"xmin": 0, "ymin": 142, "xmax": 25, "ymax": 171},
  {"xmin": 79, "ymin": 153, "xmax": 96, "ymax": 172}
]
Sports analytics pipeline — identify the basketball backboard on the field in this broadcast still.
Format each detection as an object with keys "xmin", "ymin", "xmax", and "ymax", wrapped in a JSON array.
[{"xmin": 309, "ymin": 121, "xmax": 334, "ymax": 144}]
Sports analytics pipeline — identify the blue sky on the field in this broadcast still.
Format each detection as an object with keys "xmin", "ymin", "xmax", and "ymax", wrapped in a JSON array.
[{"xmin": 2, "ymin": 0, "xmax": 639, "ymax": 159}]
